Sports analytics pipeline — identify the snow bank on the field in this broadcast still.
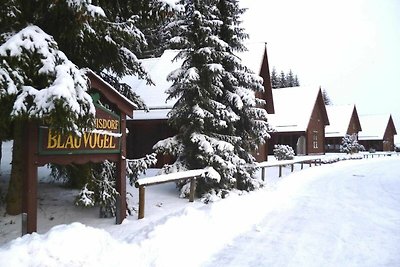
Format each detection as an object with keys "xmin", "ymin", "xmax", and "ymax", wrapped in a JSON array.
[{"xmin": 0, "ymin": 223, "xmax": 134, "ymax": 267}]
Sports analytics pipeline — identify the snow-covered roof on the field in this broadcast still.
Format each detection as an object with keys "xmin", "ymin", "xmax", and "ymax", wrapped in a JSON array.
[
  {"xmin": 267, "ymin": 86, "xmax": 324, "ymax": 132},
  {"xmin": 325, "ymin": 105, "xmax": 357, "ymax": 138},
  {"xmin": 121, "ymin": 50, "xmax": 181, "ymax": 118},
  {"xmin": 132, "ymin": 109, "xmax": 170, "ymax": 120},
  {"xmin": 238, "ymin": 42, "xmax": 267, "ymax": 74},
  {"xmin": 358, "ymin": 114, "xmax": 394, "ymax": 140},
  {"xmin": 122, "ymin": 46, "xmax": 268, "ymax": 121}
]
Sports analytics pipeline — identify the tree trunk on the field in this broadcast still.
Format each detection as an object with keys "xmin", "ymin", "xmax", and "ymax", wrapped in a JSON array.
[{"xmin": 6, "ymin": 121, "xmax": 24, "ymax": 215}]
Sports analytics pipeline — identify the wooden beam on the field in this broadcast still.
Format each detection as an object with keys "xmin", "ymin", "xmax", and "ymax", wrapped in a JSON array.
[
  {"xmin": 23, "ymin": 122, "xmax": 38, "ymax": 234},
  {"xmin": 189, "ymin": 178, "xmax": 196, "ymax": 202},
  {"xmin": 261, "ymin": 167, "xmax": 266, "ymax": 181},
  {"xmin": 138, "ymin": 186, "xmax": 145, "ymax": 219},
  {"xmin": 116, "ymin": 116, "xmax": 127, "ymax": 224}
]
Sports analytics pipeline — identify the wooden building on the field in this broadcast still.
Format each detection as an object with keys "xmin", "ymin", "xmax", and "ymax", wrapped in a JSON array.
[
  {"xmin": 358, "ymin": 114, "xmax": 397, "ymax": 151},
  {"xmin": 122, "ymin": 50, "xmax": 180, "ymax": 166},
  {"xmin": 267, "ymin": 86, "xmax": 330, "ymax": 155},
  {"xmin": 239, "ymin": 43, "xmax": 274, "ymax": 161},
  {"xmin": 325, "ymin": 104, "xmax": 362, "ymax": 152},
  {"xmin": 123, "ymin": 45, "xmax": 275, "ymax": 164}
]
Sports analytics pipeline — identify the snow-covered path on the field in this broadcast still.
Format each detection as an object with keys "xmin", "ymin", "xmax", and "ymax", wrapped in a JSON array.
[
  {"xmin": 1, "ymin": 157, "xmax": 399, "ymax": 266},
  {"xmin": 203, "ymin": 158, "xmax": 400, "ymax": 267}
]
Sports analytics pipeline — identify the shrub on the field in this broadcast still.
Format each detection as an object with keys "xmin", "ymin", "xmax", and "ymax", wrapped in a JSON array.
[
  {"xmin": 273, "ymin": 144, "xmax": 295, "ymax": 160},
  {"xmin": 340, "ymin": 134, "xmax": 365, "ymax": 154}
]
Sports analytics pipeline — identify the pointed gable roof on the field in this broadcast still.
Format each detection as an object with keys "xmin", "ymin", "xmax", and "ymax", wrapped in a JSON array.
[
  {"xmin": 358, "ymin": 114, "xmax": 397, "ymax": 140},
  {"xmin": 86, "ymin": 69, "xmax": 136, "ymax": 116},
  {"xmin": 325, "ymin": 104, "xmax": 361, "ymax": 137},
  {"xmin": 268, "ymin": 86, "xmax": 329, "ymax": 132},
  {"xmin": 239, "ymin": 43, "xmax": 274, "ymax": 114}
]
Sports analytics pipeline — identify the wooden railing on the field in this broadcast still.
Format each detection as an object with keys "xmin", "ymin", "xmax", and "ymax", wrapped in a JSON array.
[
  {"xmin": 256, "ymin": 156, "xmax": 323, "ymax": 181},
  {"xmin": 134, "ymin": 169, "xmax": 206, "ymax": 219},
  {"xmin": 360, "ymin": 151, "xmax": 400, "ymax": 159}
]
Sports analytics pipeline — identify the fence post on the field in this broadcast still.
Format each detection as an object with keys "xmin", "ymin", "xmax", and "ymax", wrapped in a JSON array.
[
  {"xmin": 115, "ymin": 195, "xmax": 121, "ymax": 224},
  {"xmin": 138, "ymin": 186, "xmax": 145, "ymax": 219},
  {"xmin": 189, "ymin": 177, "xmax": 196, "ymax": 202},
  {"xmin": 291, "ymin": 164, "xmax": 294, "ymax": 172},
  {"xmin": 261, "ymin": 167, "xmax": 266, "ymax": 181},
  {"xmin": 279, "ymin": 165, "xmax": 282, "ymax": 177}
]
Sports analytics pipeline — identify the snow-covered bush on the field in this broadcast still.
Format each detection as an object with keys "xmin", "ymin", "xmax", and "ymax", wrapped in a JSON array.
[
  {"xmin": 126, "ymin": 153, "xmax": 158, "ymax": 185},
  {"xmin": 74, "ymin": 154, "xmax": 157, "ymax": 218},
  {"xmin": 340, "ymin": 134, "xmax": 365, "ymax": 154},
  {"xmin": 273, "ymin": 144, "xmax": 295, "ymax": 160},
  {"xmin": 75, "ymin": 161, "xmax": 118, "ymax": 218}
]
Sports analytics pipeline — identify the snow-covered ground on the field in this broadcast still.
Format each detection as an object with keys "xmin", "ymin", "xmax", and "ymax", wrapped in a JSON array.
[{"xmin": 1, "ymin": 140, "xmax": 399, "ymax": 266}]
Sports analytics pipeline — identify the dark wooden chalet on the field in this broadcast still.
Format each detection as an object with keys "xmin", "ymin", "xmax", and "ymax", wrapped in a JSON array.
[
  {"xmin": 358, "ymin": 114, "xmax": 397, "ymax": 151},
  {"xmin": 325, "ymin": 104, "xmax": 362, "ymax": 152},
  {"xmin": 267, "ymin": 86, "xmax": 330, "ymax": 155}
]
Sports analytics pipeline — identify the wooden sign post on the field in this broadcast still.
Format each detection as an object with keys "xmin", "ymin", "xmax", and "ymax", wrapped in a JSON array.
[{"xmin": 22, "ymin": 70, "xmax": 135, "ymax": 234}]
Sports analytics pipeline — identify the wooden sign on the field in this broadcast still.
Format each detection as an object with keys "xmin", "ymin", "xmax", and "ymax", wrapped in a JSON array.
[
  {"xmin": 23, "ymin": 70, "xmax": 135, "ymax": 235},
  {"xmin": 38, "ymin": 105, "xmax": 121, "ymax": 155}
]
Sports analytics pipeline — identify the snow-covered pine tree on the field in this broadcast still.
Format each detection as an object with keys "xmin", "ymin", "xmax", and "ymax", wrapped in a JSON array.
[
  {"xmin": 286, "ymin": 69, "xmax": 295, "ymax": 87},
  {"xmin": 0, "ymin": 0, "xmax": 154, "ymax": 214},
  {"xmin": 293, "ymin": 74, "xmax": 300, "ymax": 86},
  {"xmin": 216, "ymin": 0, "xmax": 270, "ymax": 190},
  {"xmin": 271, "ymin": 69, "xmax": 300, "ymax": 88},
  {"xmin": 278, "ymin": 70, "xmax": 286, "ymax": 88},
  {"xmin": 322, "ymin": 88, "xmax": 332, "ymax": 105},
  {"xmin": 0, "ymin": 26, "xmax": 96, "ymax": 214},
  {"xmin": 155, "ymin": 0, "xmax": 269, "ymax": 196},
  {"xmin": 271, "ymin": 67, "xmax": 280, "ymax": 89},
  {"xmin": 125, "ymin": 0, "xmax": 184, "ymax": 58}
]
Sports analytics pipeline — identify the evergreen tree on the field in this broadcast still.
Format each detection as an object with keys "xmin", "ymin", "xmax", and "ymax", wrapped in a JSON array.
[
  {"xmin": 340, "ymin": 134, "xmax": 364, "ymax": 154},
  {"xmin": 286, "ymin": 69, "xmax": 295, "ymax": 87},
  {"xmin": 322, "ymin": 88, "xmax": 332, "ymax": 105},
  {"xmin": 270, "ymin": 67, "xmax": 280, "ymax": 89},
  {"xmin": 0, "ymin": 25, "xmax": 96, "ymax": 214},
  {"xmin": 272, "ymin": 68, "xmax": 300, "ymax": 88},
  {"xmin": 278, "ymin": 70, "xmax": 286, "ymax": 88},
  {"xmin": 0, "ymin": 0, "xmax": 151, "ymax": 214},
  {"xmin": 154, "ymin": 0, "xmax": 269, "ymax": 196},
  {"xmin": 293, "ymin": 74, "xmax": 300, "ymax": 86},
  {"xmin": 91, "ymin": 0, "xmax": 182, "ymax": 59},
  {"xmin": 216, "ymin": 0, "xmax": 270, "ymax": 190}
]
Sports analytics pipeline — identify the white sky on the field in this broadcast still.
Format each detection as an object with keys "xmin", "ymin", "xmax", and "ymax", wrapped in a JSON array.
[{"xmin": 240, "ymin": 0, "xmax": 400, "ymax": 134}]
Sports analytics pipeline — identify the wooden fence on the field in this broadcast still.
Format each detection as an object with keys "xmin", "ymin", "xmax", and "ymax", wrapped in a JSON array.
[
  {"xmin": 134, "ymin": 169, "xmax": 205, "ymax": 219},
  {"xmin": 256, "ymin": 156, "xmax": 323, "ymax": 181}
]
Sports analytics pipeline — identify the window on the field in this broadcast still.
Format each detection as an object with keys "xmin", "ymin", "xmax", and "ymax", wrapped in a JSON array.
[{"xmin": 312, "ymin": 131, "xmax": 318, "ymax": 149}]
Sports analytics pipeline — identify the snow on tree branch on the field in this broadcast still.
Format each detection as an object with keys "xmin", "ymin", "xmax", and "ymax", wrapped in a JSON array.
[{"xmin": 0, "ymin": 25, "xmax": 95, "ymax": 132}]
